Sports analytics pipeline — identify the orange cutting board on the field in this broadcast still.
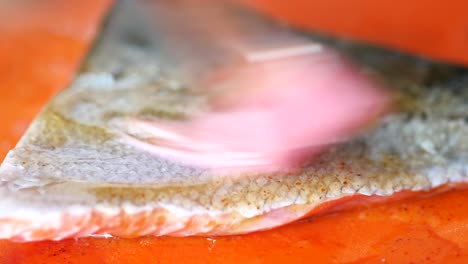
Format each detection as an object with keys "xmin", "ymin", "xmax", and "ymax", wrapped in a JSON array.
[
  {"xmin": 240, "ymin": 0, "xmax": 468, "ymax": 66},
  {"xmin": 0, "ymin": 1, "xmax": 467, "ymax": 263}
]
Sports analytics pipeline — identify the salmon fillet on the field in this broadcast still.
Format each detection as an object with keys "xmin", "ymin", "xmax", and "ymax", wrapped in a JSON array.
[{"xmin": 0, "ymin": 0, "xmax": 467, "ymax": 241}]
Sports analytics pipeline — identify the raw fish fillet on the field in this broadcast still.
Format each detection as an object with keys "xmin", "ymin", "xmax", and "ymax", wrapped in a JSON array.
[{"xmin": 0, "ymin": 0, "xmax": 467, "ymax": 241}]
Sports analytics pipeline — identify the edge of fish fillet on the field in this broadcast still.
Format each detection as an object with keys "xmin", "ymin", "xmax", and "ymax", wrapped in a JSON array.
[
  {"xmin": 0, "ymin": 190, "xmax": 315, "ymax": 241},
  {"xmin": 0, "ymin": 182, "xmax": 463, "ymax": 242}
]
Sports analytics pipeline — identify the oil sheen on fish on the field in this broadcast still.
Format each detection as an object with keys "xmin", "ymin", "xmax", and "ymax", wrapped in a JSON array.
[{"xmin": 0, "ymin": 0, "xmax": 467, "ymax": 241}]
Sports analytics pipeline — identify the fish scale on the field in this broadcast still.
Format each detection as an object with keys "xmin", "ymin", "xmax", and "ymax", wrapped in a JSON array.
[{"xmin": 0, "ymin": 0, "xmax": 467, "ymax": 241}]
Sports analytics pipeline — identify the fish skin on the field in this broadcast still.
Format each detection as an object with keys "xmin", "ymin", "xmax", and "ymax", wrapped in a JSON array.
[{"xmin": 0, "ymin": 0, "xmax": 467, "ymax": 241}]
